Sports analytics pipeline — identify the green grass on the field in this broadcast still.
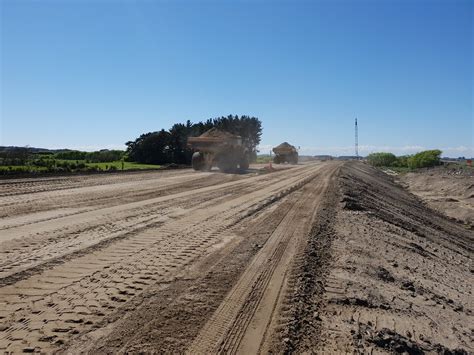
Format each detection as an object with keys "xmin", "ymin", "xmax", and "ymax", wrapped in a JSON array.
[
  {"xmin": 256, "ymin": 155, "xmax": 272, "ymax": 164},
  {"xmin": 85, "ymin": 161, "xmax": 162, "ymax": 170},
  {"xmin": 0, "ymin": 165, "xmax": 49, "ymax": 172},
  {"xmin": 55, "ymin": 160, "xmax": 162, "ymax": 170},
  {"xmin": 0, "ymin": 161, "xmax": 161, "ymax": 174}
]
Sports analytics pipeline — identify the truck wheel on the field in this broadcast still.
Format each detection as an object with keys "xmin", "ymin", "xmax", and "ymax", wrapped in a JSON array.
[
  {"xmin": 273, "ymin": 156, "xmax": 281, "ymax": 164},
  {"xmin": 239, "ymin": 155, "xmax": 250, "ymax": 170},
  {"xmin": 192, "ymin": 152, "xmax": 205, "ymax": 171},
  {"xmin": 203, "ymin": 162, "xmax": 212, "ymax": 171}
]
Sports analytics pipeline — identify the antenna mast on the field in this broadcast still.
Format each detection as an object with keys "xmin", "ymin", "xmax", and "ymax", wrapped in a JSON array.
[{"xmin": 355, "ymin": 117, "xmax": 359, "ymax": 159}]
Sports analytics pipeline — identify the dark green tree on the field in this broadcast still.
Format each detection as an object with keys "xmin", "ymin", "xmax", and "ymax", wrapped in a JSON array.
[
  {"xmin": 126, "ymin": 129, "xmax": 172, "ymax": 164},
  {"xmin": 169, "ymin": 120, "xmax": 194, "ymax": 164}
]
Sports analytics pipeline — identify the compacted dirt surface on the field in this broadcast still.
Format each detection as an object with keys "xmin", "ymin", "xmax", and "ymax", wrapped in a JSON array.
[{"xmin": 0, "ymin": 161, "xmax": 472, "ymax": 354}]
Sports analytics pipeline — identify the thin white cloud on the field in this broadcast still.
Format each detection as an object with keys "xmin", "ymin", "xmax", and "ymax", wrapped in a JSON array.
[{"xmin": 43, "ymin": 144, "xmax": 127, "ymax": 152}]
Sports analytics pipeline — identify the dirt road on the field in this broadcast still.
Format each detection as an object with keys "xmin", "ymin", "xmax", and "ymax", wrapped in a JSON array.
[{"xmin": 0, "ymin": 162, "xmax": 340, "ymax": 353}]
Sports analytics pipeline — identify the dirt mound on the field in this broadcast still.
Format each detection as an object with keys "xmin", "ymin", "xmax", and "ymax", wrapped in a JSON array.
[
  {"xmin": 274, "ymin": 142, "xmax": 295, "ymax": 150},
  {"xmin": 399, "ymin": 168, "xmax": 474, "ymax": 226},
  {"xmin": 438, "ymin": 163, "xmax": 474, "ymax": 177},
  {"xmin": 198, "ymin": 128, "xmax": 239, "ymax": 139},
  {"xmin": 281, "ymin": 162, "xmax": 473, "ymax": 353},
  {"xmin": 340, "ymin": 163, "xmax": 472, "ymax": 252}
]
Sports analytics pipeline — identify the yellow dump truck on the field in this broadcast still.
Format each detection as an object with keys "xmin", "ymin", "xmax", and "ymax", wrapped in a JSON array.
[
  {"xmin": 187, "ymin": 128, "xmax": 250, "ymax": 172},
  {"xmin": 273, "ymin": 142, "xmax": 298, "ymax": 164}
]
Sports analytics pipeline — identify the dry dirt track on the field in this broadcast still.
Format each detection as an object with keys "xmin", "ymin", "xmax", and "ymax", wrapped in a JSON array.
[{"xmin": 0, "ymin": 162, "xmax": 341, "ymax": 353}]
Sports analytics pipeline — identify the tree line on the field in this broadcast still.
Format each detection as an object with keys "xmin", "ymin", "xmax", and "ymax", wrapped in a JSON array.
[
  {"xmin": 125, "ymin": 115, "xmax": 262, "ymax": 165},
  {"xmin": 0, "ymin": 148, "xmax": 124, "ymax": 166},
  {"xmin": 367, "ymin": 150, "xmax": 442, "ymax": 169},
  {"xmin": 54, "ymin": 150, "xmax": 124, "ymax": 163}
]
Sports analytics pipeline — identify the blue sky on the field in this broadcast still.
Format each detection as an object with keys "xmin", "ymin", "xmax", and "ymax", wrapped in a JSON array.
[{"xmin": 1, "ymin": 0, "xmax": 472, "ymax": 157}]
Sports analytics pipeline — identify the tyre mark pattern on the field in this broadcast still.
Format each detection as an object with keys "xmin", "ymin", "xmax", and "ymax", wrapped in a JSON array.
[
  {"xmin": 0, "ymin": 166, "xmax": 311, "ymax": 282},
  {"xmin": 187, "ymin": 164, "xmax": 339, "ymax": 354},
  {"xmin": 0, "ymin": 164, "xmax": 324, "ymax": 353}
]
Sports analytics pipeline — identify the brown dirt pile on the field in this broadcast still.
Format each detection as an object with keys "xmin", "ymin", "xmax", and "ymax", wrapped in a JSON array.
[
  {"xmin": 309, "ymin": 162, "xmax": 473, "ymax": 353},
  {"xmin": 198, "ymin": 128, "xmax": 239, "ymax": 139},
  {"xmin": 398, "ymin": 167, "xmax": 474, "ymax": 226},
  {"xmin": 274, "ymin": 142, "xmax": 294, "ymax": 149}
]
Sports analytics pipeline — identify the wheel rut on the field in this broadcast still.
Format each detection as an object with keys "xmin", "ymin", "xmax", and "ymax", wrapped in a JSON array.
[
  {"xmin": 0, "ymin": 165, "xmax": 311, "ymax": 282},
  {"xmin": 0, "ymin": 163, "xmax": 331, "ymax": 353},
  {"xmin": 187, "ymin": 163, "xmax": 340, "ymax": 354}
]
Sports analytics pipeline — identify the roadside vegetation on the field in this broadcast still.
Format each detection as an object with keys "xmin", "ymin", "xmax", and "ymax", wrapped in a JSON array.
[
  {"xmin": 0, "ymin": 148, "xmax": 161, "ymax": 175},
  {"xmin": 367, "ymin": 150, "xmax": 443, "ymax": 171}
]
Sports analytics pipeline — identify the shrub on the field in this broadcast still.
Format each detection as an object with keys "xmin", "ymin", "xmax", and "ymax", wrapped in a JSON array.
[
  {"xmin": 367, "ymin": 152, "xmax": 397, "ymax": 167},
  {"xmin": 394, "ymin": 155, "xmax": 409, "ymax": 168},
  {"xmin": 407, "ymin": 150, "xmax": 442, "ymax": 169}
]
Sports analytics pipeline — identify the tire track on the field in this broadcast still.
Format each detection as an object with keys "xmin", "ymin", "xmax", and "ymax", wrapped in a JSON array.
[
  {"xmin": 0, "ymin": 171, "xmax": 220, "ymax": 220},
  {"xmin": 0, "ymin": 170, "xmax": 198, "ymax": 197},
  {"xmin": 187, "ymin": 163, "xmax": 340, "ymax": 354},
  {"xmin": 0, "ymin": 165, "xmax": 311, "ymax": 282},
  {"xmin": 0, "ymin": 163, "xmax": 326, "ymax": 353}
]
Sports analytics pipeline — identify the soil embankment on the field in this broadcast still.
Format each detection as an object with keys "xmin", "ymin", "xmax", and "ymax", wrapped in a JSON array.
[
  {"xmin": 310, "ymin": 162, "xmax": 473, "ymax": 353},
  {"xmin": 399, "ymin": 167, "xmax": 474, "ymax": 226}
]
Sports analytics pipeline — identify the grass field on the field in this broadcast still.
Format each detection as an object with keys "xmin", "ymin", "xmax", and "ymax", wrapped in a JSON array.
[
  {"xmin": 0, "ymin": 166, "xmax": 49, "ymax": 172},
  {"xmin": 0, "ymin": 161, "xmax": 162, "ymax": 174},
  {"xmin": 84, "ymin": 161, "xmax": 162, "ymax": 170}
]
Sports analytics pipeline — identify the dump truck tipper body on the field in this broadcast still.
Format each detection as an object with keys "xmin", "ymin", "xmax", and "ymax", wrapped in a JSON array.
[
  {"xmin": 187, "ymin": 128, "xmax": 250, "ymax": 172},
  {"xmin": 272, "ymin": 142, "xmax": 298, "ymax": 164}
]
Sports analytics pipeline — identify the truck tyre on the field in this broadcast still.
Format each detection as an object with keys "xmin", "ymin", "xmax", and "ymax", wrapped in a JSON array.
[
  {"xmin": 291, "ymin": 154, "xmax": 298, "ymax": 164},
  {"xmin": 203, "ymin": 161, "xmax": 212, "ymax": 171},
  {"xmin": 273, "ymin": 155, "xmax": 281, "ymax": 164},
  {"xmin": 192, "ymin": 152, "xmax": 205, "ymax": 171},
  {"xmin": 239, "ymin": 155, "xmax": 250, "ymax": 170}
]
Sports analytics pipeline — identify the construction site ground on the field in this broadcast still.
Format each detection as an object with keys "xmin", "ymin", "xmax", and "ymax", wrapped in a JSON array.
[
  {"xmin": 398, "ymin": 166, "xmax": 474, "ymax": 226},
  {"xmin": 0, "ymin": 162, "xmax": 472, "ymax": 353}
]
